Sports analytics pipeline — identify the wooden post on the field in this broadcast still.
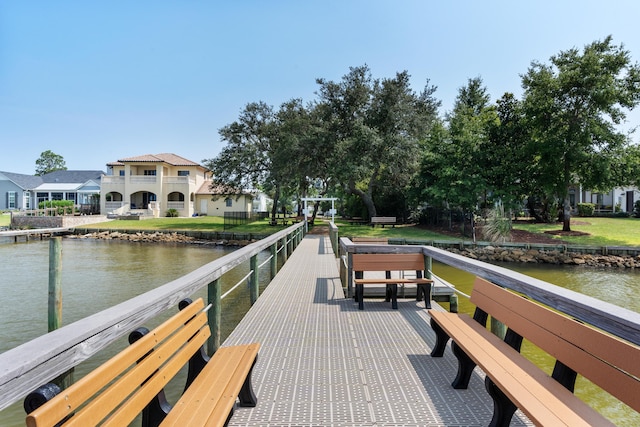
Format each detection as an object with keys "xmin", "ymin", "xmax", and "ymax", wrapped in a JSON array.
[
  {"xmin": 250, "ymin": 255, "xmax": 259, "ymax": 304},
  {"xmin": 424, "ymin": 256, "xmax": 433, "ymax": 280},
  {"xmin": 281, "ymin": 236, "xmax": 288, "ymax": 263},
  {"xmin": 449, "ymin": 293, "xmax": 458, "ymax": 313},
  {"xmin": 48, "ymin": 237, "xmax": 62, "ymax": 332},
  {"xmin": 491, "ymin": 316, "xmax": 507, "ymax": 339},
  {"xmin": 208, "ymin": 278, "xmax": 221, "ymax": 354},
  {"xmin": 49, "ymin": 237, "xmax": 74, "ymax": 387},
  {"xmin": 270, "ymin": 242, "xmax": 278, "ymax": 280}
]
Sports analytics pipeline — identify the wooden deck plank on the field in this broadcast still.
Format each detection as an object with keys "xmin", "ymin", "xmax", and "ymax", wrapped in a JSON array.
[{"xmin": 221, "ymin": 235, "xmax": 534, "ymax": 426}]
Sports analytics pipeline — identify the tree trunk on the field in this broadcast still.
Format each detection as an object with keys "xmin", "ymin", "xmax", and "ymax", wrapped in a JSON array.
[
  {"xmin": 562, "ymin": 195, "xmax": 572, "ymax": 232},
  {"xmin": 348, "ymin": 181, "xmax": 376, "ymax": 219},
  {"xmin": 270, "ymin": 185, "xmax": 280, "ymax": 223}
]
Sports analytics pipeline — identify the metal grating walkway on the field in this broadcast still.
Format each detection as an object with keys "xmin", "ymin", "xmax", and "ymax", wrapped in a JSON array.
[{"xmin": 223, "ymin": 235, "xmax": 533, "ymax": 426}]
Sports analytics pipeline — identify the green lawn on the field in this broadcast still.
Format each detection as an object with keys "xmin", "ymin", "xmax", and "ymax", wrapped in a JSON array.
[
  {"xmin": 513, "ymin": 217, "xmax": 640, "ymax": 247},
  {"xmin": 0, "ymin": 213, "xmax": 10, "ymax": 227}
]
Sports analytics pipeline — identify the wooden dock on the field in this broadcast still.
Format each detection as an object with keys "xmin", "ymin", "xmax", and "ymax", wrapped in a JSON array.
[{"xmin": 223, "ymin": 234, "xmax": 533, "ymax": 426}]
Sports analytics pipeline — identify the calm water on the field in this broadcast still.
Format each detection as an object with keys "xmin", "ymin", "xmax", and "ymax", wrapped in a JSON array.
[
  {"xmin": 1, "ymin": 240, "xmax": 638, "ymax": 425},
  {"xmin": 0, "ymin": 238, "xmax": 273, "ymax": 426}
]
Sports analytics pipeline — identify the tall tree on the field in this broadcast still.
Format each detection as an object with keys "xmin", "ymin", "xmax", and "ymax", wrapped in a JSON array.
[
  {"xmin": 522, "ymin": 36, "xmax": 640, "ymax": 231},
  {"xmin": 485, "ymin": 93, "xmax": 532, "ymax": 213},
  {"xmin": 35, "ymin": 150, "xmax": 67, "ymax": 176},
  {"xmin": 416, "ymin": 78, "xmax": 497, "ymax": 214},
  {"xmin": 316, "ymin": 65, "xmax": 440, "ymax": 219},
  {"xmin": 203, "ymin": 101, "xmax": 296, "ymax": 222}
]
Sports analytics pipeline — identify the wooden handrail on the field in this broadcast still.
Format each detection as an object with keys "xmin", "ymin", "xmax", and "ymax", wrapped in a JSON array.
[
  {"xmin": 339, "ymin": 237, "xmax": 640, "ymax": 347},
  {"xmin": 0, "ymin": 222, "xmax": 305, "ymax": 411}
]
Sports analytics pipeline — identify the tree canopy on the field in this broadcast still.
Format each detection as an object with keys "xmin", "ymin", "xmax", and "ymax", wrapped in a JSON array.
[
  {"xmin": 35, "ymin": 150, "xmax": 67, "ymax": 176},
  {"xmin": 207, "ymin": 38, "xmax": 640, "ymax": 230},
  {"xmin": 522, "ymin": 36, "xmax": 640, "ymax": 230}
]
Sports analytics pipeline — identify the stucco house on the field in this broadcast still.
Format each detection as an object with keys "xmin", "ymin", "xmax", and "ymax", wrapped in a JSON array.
[
  {"xmin": 101, "ymin": 153, "xmax": 253, "ymax": 217},
  {"xmin": 0, "ymin": 170, "xmax": 103, "ymax": 211},
  {"xmin": 194, "ymin": 182, "xmax": 254, "ymax": 216}
]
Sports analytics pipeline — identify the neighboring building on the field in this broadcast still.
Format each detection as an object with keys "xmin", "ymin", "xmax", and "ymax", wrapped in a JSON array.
[
  {"xmin": 571, "ymin": 185, "xmax": 640, "ymax": 213},
  {"xmin": 0, "ymin": 170, "xmax": 103, "ymax": 211},
  {"xmin": 194, "ymin": 182, "xmax": 253, "ymax": 216},
  {"xmin": 101, "ymin": 153, "xmax": 253, "ymax": 218}
]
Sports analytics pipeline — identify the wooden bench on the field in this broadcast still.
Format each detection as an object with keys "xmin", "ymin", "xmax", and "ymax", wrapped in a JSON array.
[
  {"xmin": 352, "ymin": 253, "xmax": 433, "ymax": 310},
  {"xmin": 24, "ymin": 298, "xmax": 260, "ymax": 427},
  {"xmin": 429, "ymin": 277, "xmax": 640, "ymax": 426},
  {"xmin": 370, "ymin": 216, "xmax": 396, "ymax": 227}
]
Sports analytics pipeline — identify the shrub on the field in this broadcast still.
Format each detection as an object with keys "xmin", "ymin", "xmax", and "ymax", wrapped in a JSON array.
[
  {"xmin": 577, "ymin": 203, "xmax": 595, "ymax": 217},
  {"xmin": 165, "ymin": 209, "xmax": 179, "ymax": 217},
  {"xmin": 38, "ymin": 200, "xmax": 74, "ymax": 215},
  {"xmin": 481, "ymin": 203, "xmax": 511, "ymax": 243}
]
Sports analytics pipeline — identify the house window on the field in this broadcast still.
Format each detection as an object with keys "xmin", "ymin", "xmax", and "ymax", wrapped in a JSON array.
[
  {"xmin": 8, "ymin": 191, "xmax": 16, "ymax": 209},
  {"xmin": 178, "ymin": 170, "xmax": 190, "ymax": 176},
  {"xmin": 119, "ymin": 170, "xmax": 125, "ymax": 176},
  {"xmin": 225, "ymin": 198, "xmax": 232, "ymax": 207},
  {"xmin": 144, "ymin": 169, "xmax": 156, "ymax": 176},
  {"xmin": 24, "ymin": 191, "xmax": 31, "ymax": 209}
]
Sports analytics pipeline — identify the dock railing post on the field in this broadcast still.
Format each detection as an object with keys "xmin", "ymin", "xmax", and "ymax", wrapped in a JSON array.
[
  {"xmin": 449, "ymin": 294, "xmax": 458, "ymax": 313},
  {"xmin": 48, "ymin": 237, "xmax": 62, "ymax": 332},
  {"xmin": 270, "ymin": 242, "xmax": 278, "ymax": 280},
  {"xmin": 49, "ymin": 236, "xmax": 73, "ymax": 388},
  {"xmin": 208, "ymin": 278, "xmax": 221, "ymax": 354},
  {"xmin": 491, "ymin": 317, "xmax": 507, "ymax": 339},
  {"xmin": 250, "ymin": 254, "xmax": 259, "ymax": 304},
  {"xmin": 281, "ymin": 236, "xmax": 288, "ymax": 263}
]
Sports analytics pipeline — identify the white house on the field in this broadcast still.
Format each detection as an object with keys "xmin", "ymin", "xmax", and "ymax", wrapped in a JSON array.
[{"xmin": 101, "ymin": 153, "xmax": 253, "ymax": 218}]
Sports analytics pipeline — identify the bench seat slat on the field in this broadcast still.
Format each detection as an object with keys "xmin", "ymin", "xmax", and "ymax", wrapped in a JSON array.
[
  {"xmin": 159, "ymin": 343, "xmax": 260, "ymax": 427},
  {"xmin": 101, "ymin": 326, "xmax": 211, "ymax": 427},
  {"xmin": 26, "ymin": 300, "xmax": 207, "ymax": 427},
  {"xmin": 471, "ymin": 279, "xmax": 640, "ymax": 411},
  {"xmin": 430, "ymin": 311, "xmax": 613, "ymax": 427}
]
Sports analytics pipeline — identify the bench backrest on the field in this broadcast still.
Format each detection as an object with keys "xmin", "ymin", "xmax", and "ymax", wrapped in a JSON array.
[
  {"xmin": 352, "ymin": 253, "xmax": 425, "ymax": 272},
  {"xmin": 26, "ymin": 298, "xmax": 210, "ymax": 427},
  {"xmin": 470, "ymin": 277, "xmax": 640, "ymax": 412}
]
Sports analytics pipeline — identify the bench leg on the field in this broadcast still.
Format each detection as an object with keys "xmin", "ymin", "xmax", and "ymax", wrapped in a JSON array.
[
  {"xmin": 451, "ymin": 341, "xmax": 477, "ymax": 389},
  {"xmin": 387, "ymin": 284, "xmax": 398, "ymax": 309},
  {"xmin": 238, "ymin": 356, "xmax": 259, "ymax": 407},
  {"xmin": 429, "ymin": 318, "xmax": 450, "ymax": 357},
  {"xmin": 417, "ymin": 283, "xmax": 432, "ymax": 309},
  {"xmin": 485, "ymin": 377, "xmax": 517, "ymax": 427},
  {"xmin": 356, "ymin": 283, "xmax": 364, "ymax": 310},
  {"xmin": 384, "ymin": 271, "xmax": 392, "ymax": 302}
]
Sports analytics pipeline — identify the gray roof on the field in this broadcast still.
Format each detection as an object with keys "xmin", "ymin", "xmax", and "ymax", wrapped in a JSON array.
[
  {"xmin": 41, "ymin": 170, "xmax": 104, "ymax": 184},
  {"xmin": 0, "ymin": 171, "xmax": 43, "ymax": 190},
  {"xmin": 0, "ymin": 170, "xmax": 104, "ymax": 190}
]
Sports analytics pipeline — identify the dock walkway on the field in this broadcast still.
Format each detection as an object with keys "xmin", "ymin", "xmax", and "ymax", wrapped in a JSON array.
[{"xmin": 223, "ymin": 234, "xmax": 532, "ymax": 426}]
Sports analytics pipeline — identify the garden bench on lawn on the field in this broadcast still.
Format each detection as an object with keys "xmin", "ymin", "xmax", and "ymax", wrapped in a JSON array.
[
  {"xmin": 352, "ymin": 253, "xmax": 433, "ymax": 310},
  {"xmin": 429, "ymin": 277, "xmax": 640, "ymax": 427},
  {"xmin": 24, "ymin": 298, "xmax": 260, "ymax": 427},
  {"xmin": 370, "ymin": 216, "xmax": 396, "ymax": 227}
]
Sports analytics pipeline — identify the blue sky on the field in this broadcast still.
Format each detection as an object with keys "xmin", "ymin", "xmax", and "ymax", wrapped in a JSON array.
[{"xmin": 1, "ymin": 1, "xmax": 639, "ymax": 175}]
